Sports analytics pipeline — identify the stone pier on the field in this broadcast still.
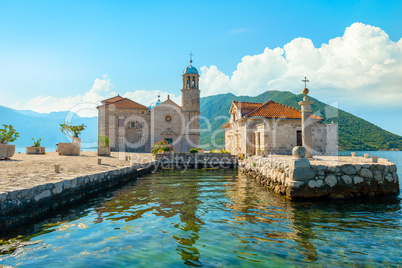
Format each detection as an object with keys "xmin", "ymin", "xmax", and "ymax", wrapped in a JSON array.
[
  {"xmin": 0, "ymin": 152, "xmax": 158, "ymax": 231},
  {"xmin": 239, "ymin": 152, "xmax": 399, "ymax": 199}
]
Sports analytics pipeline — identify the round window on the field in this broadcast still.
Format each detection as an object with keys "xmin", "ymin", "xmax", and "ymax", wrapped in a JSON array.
[{"xmin": 165, "ymin": 115, "xmax": 172, "ymax": 122}]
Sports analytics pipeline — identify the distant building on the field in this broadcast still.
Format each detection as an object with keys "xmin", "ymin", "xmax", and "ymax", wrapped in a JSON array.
[
  {"xmin": 222, "ymin": 98, "xmax": 337, "ymax": 156},
  {"xmin": 97, "ymin": 61, "xmax": 200, "ymax": 153}
]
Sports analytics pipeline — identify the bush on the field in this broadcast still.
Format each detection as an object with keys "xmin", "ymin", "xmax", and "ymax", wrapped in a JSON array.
[
  {"xmin": 0, "ymin": 125, "xmax": 19, "ymax": 144},
  {"xmin": 98, "ymin": 135, "xmax": 110, "ymax": 148},
  {"xmin": 151, "ymin": 139, "xmax": 173, "ymax": 155},
  {"xmin": 253, "ymin": 162, "xmax": 256, "ymax": 167},
  {"xmin": 189, "ymin": 148, "xmax": 198, "ymax": 153},
  {"xmin": 32, "ymin": 137, "xmax": 41, "ymax": 147}
]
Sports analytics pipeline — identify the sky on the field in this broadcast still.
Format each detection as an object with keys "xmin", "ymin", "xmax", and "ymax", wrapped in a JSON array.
[{"xmin": 0, "ymin": 0, "xmax": 402, "ymax": 135}]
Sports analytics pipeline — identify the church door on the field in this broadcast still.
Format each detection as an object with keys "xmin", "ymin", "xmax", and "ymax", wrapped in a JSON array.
[{"xmin": 166, "ymin": 138, "xmax": 173, "ymax": 145}]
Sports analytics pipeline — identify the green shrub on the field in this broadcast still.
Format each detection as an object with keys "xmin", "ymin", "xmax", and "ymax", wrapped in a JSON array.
[
  {"xmin": 32, "ymin": 137, "xmax": 41, "ymax": 147},
  {"xmin": 0, "ymin": 125, "xmax": 19, "ymax": 144},
  {"xmin": 253, "ymin": 163, "xmax": 256, "ymax": 167},
  {"xmin": 151, "ymin": 139, "xmax": 173, "ymax": 155},
  {"xmin": 98, "ymin": 135, "xmax": 110, "ymax": 148},
  {"xmin": 189, "ymin": 148, "xmax": 198, "ymax": 153}
]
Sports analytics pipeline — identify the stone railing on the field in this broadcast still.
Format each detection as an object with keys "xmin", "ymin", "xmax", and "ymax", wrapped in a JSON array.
[
  {"xmin": 240, "ymin": 151, "xmax": 399, "ymax": 199},
  {"xmin": 155, "ymin": 152, "xmax": 238, "ymax": 169}
]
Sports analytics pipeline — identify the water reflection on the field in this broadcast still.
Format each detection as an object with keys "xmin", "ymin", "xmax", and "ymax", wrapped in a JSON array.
[{"xmin": 1, "ymin": 169, "xmax": 402, "ymax": 267}]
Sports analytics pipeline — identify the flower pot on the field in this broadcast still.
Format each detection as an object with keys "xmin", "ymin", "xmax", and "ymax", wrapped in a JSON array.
[
  {"xmin": 98, "ymin": 147, "xmax": 110, "ymax": 156},
  {"xmin": 26, "ymin": 146, "xmax": 45, "ymax": 154},
  {"xmin": 0, "ymin": 144, "xmax": 15, "ymax": 159},
  {"xmin": 58, "ymin": 143, "xmax": 80, "ymax": 156}
]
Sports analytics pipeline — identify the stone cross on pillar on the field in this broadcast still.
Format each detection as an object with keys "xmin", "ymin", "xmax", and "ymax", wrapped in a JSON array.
[{"xmin": 298, "ymin": 80, "xmax": 314, "ymax": 158}]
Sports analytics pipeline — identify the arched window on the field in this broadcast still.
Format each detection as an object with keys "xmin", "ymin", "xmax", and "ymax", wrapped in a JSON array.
[
  {"xmin": 186, "ymin": 77, "xmax": 190, "ymax": 89},
  {"xmin": 191, "ymin": 77, "xmax": 195, "ymax": 88}
]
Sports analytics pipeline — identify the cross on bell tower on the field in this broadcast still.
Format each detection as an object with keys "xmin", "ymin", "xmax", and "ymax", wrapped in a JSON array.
[
  {"xmin": 189, "ymin": 52, "xmax": 194, "ymax": 65},
  {"xmin": 302, "ymin": 77, "xmax": 309, "ymax": 88}
]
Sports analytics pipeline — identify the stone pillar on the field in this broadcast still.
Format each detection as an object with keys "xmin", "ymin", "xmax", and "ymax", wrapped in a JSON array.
[{"xmin": 298, "ymin": 96, "xmax": 314, "ymax": 158}]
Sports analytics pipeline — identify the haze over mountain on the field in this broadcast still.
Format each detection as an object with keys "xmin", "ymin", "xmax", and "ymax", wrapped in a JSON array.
[
  {"xmin": 1, "ymin": 90, "xmax": 401, "ymax": 152},
  {"xmin": 0, "ymin": 105, "xmax": 97, "ymax": 151}
]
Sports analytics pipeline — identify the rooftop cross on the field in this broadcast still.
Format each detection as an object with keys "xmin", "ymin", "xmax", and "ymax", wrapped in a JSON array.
[
  {"xmin": 189, "ymin": 52, "xmax": 194, "ymax": 64},
  {"xmin": 302, "ymin": 77, "xmax": 309, "ymax": 88}
]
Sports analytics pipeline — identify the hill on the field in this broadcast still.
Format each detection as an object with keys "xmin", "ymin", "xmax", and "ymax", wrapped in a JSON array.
[{"xmin": 199, "ymin": 91, "xmax": 402, "ymax": 151}]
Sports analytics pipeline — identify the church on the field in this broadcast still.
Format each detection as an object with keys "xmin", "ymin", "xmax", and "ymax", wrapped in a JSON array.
[
  {"xmin": 97, "ymin": 60, "xmax": 201, "ymax": 153},
  {"xmin": 222, "ymin": 88, "xmax": 338, "ymax": 157}
]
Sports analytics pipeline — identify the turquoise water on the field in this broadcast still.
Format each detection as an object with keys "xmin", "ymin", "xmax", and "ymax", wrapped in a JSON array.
[{"xmin": 0, "ymin": 151, "xmax": 401, "ymax": 267}]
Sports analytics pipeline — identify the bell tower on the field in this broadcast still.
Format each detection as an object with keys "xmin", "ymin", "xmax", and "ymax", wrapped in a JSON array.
[{"xmin": 181, "ymin": 52, "xmax": 200, "ymax": 151}]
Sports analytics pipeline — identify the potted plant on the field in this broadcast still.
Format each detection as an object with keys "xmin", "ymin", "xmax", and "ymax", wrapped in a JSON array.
[
  {"xmin": 60, "ymin": 122, "xmax": 86, "ymax": 144},
  {"xmin": 189, "ymin": 148, "xmax": 198, "ymax": 153},
  {"xmin": 26, "ymin": 137, "xmax": 45, "ymax": 154},
  {"xmin": 0, "ymin": 124, "xmax": 19, "ymax": 160},
  {"xmin": 58, "ymin": 122, "xmax": 86, "ymax": 156},
  {"xmin": 98, "ymin": 135, "xmax": 110, "ymax": 156},
  {"xmin": 151, "ymin": 139, "xmax": 173, "ymax": 155}
]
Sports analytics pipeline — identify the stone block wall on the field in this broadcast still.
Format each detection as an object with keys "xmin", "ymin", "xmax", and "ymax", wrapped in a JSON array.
[
  {"xmin": 240, "ymin": 156, "xmax": 399, "ymax": 199},
  {"xmin": 312, "ymin": 123, "xmax": 338, "ymax": 156},
  {"xmin": 155, "ymin": 152, "xmax": 238, "ymax": 169},
  {"xmin": 98, "ymin": 107, "xmax": 151, "ymax": 152}
]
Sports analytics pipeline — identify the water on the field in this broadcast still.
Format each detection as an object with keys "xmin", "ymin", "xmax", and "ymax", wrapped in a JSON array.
[{"xmin": 0, "ymin": 152, "xmax": 401, "ymax": 267}]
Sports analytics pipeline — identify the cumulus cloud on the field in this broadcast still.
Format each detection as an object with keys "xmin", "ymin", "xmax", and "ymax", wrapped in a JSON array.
[
  {"xmin": 13, "ymin": 75, "xmax": 116, "ymax": 117},
  {"xmin": 200, "ymin": 23, "xmax": 402, "ymax": 107},
  {"xmin": 123, "ymin": 90, "xmax": 180, "ymax": 108},
  {"xmin": 13, "ymin": 75, "xmax": 182, "ymax": 117}
]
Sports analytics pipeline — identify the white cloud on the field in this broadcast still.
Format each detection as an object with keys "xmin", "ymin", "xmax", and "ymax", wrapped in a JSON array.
[
  {"xmin": 200, "ymin": 22, "xmax": 402, "ymax": 107},
  {"xmin": 12, "ymin": 75, "xmax": 182, "ymax": 117},
  {"xmin": 123, "ymin": 90, "xmax": 180, "ymax": 108},
  {"xmin": 13, "ymin": 75, "xmax": 116, "ymax": 117}
]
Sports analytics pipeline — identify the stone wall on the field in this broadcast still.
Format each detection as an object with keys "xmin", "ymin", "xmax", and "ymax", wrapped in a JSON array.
[
  {"xmin": 312, "ymin": 123, "xmax": 338, "ymax": 156},
  {"xmin": 0, "ymin": 162, "xmax": 158, "ymax": 231},
  {"xmin": 240, "ymin": 156, "xmax": 399, "ymax": 199},
  {"xmin": 155, "ymin": 152, "xmax": 238, "ymax": 169},
  {"xmin": 150, "ymin": 100, "xmax": 185, "ymax": 152},
  {"xmin": 98, "ymin": 107, "xmax": 151, "ymax": 153},
  {"xmin": 224, "ymin": 118, "xmax": 337, "ymax": 156}
]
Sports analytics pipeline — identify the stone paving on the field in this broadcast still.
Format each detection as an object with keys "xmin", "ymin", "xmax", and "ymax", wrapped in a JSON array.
[{"xmin": 0, "ymin": 151, "xmax": 154, "ymax": 194}]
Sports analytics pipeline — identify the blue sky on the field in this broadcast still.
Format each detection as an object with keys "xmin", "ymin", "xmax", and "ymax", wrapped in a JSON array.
[{"xmin": 1, "ymin": 0, "xmax": 402, "ymax": 135}]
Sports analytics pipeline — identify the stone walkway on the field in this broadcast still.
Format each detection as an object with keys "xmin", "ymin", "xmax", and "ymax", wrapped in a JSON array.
[{"xmin": 0, "ymin": 151, "xmax": 154, "ymax": 194}]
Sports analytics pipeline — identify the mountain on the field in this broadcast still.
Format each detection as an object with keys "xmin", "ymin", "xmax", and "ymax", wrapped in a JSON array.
[
  {"xmin": 199, "ymin": 91, "xmax": 402, "ymax": 151},
  {"xmin": 0, "ymin": 105, "xmax": 98, "ymax": 150}
]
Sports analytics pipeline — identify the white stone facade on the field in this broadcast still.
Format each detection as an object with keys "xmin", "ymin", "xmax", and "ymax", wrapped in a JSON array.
[{"xmin": 223, "ymin": 100, "xmax": 338, "ymax": 156}]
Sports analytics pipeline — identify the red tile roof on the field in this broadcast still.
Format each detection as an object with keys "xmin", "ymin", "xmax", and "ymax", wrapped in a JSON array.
[
  {"xmin": 233, "ymin": 101, "xmax": 262, "ymax": 109},
  {"xmin": 98, "ymin": 96, "xmax": 148, "ymax": 110},
  {"xmin": 101, "ymin": 95, "xmax": 124, "ymax": 104},
  {"xmin": 234, "ymin": 100, "xmax": 323, "ymax": 120}
]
